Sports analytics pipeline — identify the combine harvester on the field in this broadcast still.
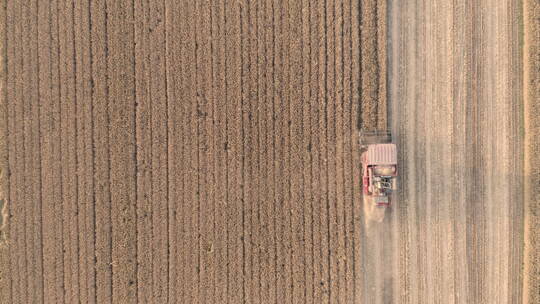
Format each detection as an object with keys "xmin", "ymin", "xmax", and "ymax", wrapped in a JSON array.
[{"xmin": 359, "ymin": 131, "xmax": 398, "ymax": 223}]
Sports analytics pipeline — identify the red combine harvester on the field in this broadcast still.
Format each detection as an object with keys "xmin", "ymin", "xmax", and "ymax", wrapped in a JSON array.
[{"xmin": 360, "ymin": 131, "xmax": 397, "ymax": 222}]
